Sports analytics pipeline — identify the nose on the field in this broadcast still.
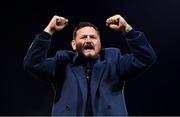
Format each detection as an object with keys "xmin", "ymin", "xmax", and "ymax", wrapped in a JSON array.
[{"xmin": 85, "ymin": 36, "xmax": 92, "ymax": 42}]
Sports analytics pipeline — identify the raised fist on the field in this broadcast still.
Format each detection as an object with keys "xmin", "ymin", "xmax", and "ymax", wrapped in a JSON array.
[
  {"xmin": 106, "ymin": 14, "xmax": 132, "ymax": 32},
  {"xmin": 44, "ymin": 15, "xmax": 68, "ymax": 35}
]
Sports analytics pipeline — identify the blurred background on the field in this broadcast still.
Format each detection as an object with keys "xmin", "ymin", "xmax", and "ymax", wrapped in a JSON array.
[{"xmin": 1, "ymin": 0, "xmax": 180, "ymax": 115}]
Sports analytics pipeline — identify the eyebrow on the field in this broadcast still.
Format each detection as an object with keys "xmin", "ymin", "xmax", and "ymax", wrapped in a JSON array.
[{"xmin": 80, "ymin": 34, "xmax": 97, "ymax": 37}]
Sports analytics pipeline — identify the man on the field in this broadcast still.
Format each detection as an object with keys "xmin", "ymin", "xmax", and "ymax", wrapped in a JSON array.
[{"xmin": 23, "ymin": 14, "xmax": 156, "ymax": 116}]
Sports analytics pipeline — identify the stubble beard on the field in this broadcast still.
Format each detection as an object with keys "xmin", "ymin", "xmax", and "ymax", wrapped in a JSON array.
[{"xmin": 76, "ymin": 43, "xmax": 95, "ymax": 59}]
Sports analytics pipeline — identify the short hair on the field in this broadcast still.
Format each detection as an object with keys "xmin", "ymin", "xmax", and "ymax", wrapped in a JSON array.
[{"xmin": 73, "ymin": 22, "xmax": 100, "ymax": 39}]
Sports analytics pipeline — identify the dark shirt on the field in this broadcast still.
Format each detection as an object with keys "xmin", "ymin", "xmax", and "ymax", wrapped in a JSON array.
[{"xmin": 82, "ymin": 58, "xmax": 96, "ymax": 116}]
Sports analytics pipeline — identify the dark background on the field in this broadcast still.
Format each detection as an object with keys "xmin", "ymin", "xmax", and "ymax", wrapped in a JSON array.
[{"xmin": 1, "ymin": 0, "xmax": 180, "ymax": 115}]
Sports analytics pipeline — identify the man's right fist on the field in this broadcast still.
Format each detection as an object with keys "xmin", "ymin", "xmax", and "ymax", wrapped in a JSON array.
[{"xmin": 44, "ymin": 15, "xmax": 68, "ymax": 35}]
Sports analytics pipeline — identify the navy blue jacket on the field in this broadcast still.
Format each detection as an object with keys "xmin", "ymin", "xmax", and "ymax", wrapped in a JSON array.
[{"xmin": 23, "ymin": 30, "xmax": 156, "ymax": 116}]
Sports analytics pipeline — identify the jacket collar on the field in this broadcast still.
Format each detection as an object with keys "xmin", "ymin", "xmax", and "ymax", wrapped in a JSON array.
[{"xmin": 73, "ymin": 54, "xmax": 98, "ymax": 65}]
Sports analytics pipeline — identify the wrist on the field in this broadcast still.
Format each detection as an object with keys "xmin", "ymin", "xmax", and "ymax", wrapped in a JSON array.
[
  {"xmin": 124, "ymin": 24, "xmax": 133, "ymax": 33},
  {"xmin": 44, "ymin": 27, "xmax": 55, "ymax": 36}
]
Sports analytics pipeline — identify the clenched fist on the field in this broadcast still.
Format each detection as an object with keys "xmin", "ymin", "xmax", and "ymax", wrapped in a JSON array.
[
  {"xmin": 106, "ymin": 14, "xmax": 132, "ymax": 32},
  {"xmin": 44, "ymin": 15, "xmax": 68, "ymax": 35}
]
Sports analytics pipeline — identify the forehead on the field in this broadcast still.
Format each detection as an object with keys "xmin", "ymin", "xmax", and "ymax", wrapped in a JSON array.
[{"xmin": 76, "ymin": 26, "xmax": 99, "ymax": 36}]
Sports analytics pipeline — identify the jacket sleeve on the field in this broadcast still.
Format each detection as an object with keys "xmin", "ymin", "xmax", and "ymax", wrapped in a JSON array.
[
  {"xmin": 117, "ymin": 29, "xmax": 157, "ymax": 78},
  {"xmin": 23, "ymin": 32, "xmax": 58, "ymax": 82}
]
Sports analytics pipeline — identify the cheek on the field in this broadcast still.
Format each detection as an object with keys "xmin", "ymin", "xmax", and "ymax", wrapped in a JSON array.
[
  {"xmin": 76, "ymin": 42, "xmax": 84, "ymax": 50},
  {"xmin": 95, "ymin": 41, "xmax": 101, "ymax": 50}
]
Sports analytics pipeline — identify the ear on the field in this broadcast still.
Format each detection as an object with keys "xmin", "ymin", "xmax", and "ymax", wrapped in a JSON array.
[{"xmin": 71, "ymin": 39, "xmax": 76, "ymax": 50}]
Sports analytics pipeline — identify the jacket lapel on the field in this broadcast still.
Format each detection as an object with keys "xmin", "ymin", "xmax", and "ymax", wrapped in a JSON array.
[
  {"xmin": 71, "ymin": 64, "xmax": 87, "ymax": 113},
  {"xmin": 91, "ymin": 58, "xmax": 106, "ymax": 113}
]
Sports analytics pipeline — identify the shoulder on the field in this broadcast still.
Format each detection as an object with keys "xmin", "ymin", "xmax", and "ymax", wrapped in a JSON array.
[
  {"xmin": 55, "ymin": 50, "xmax": 76, "ymax": 62},
  {"xmin": 101, "ymin": 48, "xmax": 122, "ymax": 56},
  {"xmin": 100, "ymin": 48, "xmax": 122, "ymax": 61}
]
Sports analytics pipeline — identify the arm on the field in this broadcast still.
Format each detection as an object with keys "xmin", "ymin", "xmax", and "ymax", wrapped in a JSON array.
[
  {"xmin": 23, "ymin": 15, "xmax": 68, "ymax": 81},
  {"xmin": 106, "ymin": 14, "xmax": 157, "ymax": 78}
]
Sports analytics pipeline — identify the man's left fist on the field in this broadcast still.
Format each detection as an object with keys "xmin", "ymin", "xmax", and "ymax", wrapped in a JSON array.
[{"xmin": 106, "ymin": 14, "xmax": 132, "ymax": 32}]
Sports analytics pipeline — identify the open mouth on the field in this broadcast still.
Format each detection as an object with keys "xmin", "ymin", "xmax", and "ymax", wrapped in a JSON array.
[{"xmin": 83, "ymin": 45, "xmax": 94, "ymax": 51}]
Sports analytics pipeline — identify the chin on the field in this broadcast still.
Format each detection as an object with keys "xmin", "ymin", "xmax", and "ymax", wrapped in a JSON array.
[
  {"xmin": 82, "ymin": 53, "xmax": 92, "ymax": 57},
  {"xmin": 84, "ymin": 54, "xmax": 94, "ymax": 58},
  {"xmin": 84, "ymin": 54, "xmax": 98, "ymax": 59}
]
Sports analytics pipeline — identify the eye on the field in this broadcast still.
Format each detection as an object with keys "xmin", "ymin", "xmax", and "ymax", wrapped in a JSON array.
[
  {"xmin": 90, "ymin": 35, "xmax": 97, "ymax": 39},
  {"xmin": 80, "ymin": 35, "xmax": 87, "ymax": 39}
]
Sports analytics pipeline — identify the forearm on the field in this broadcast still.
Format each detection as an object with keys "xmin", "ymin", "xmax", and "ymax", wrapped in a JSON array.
[
  {"xmin": 125, "ymin": 30, "xmax": 157, "ymax": 66},
  {"xmin": 24, "ymin": 15, "xmax": 68, "ymax": 67},
  {"xmin": 118, "ymin": 30, "xmax": 156, "ymax": 78},
  {"xmin": 23, "ymin": 32, "xmax": 52, "ymax": 73}
]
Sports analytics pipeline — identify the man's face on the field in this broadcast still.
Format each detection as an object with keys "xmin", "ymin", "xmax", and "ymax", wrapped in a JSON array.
[{"xmin": 71, "ymin": 26, "xmax": 101, "ymax": 58}]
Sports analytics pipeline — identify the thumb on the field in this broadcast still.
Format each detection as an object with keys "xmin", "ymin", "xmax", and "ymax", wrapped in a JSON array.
[{"xmin": 109, "ymin": 24, "xmax": 120, "ymax": 30}]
